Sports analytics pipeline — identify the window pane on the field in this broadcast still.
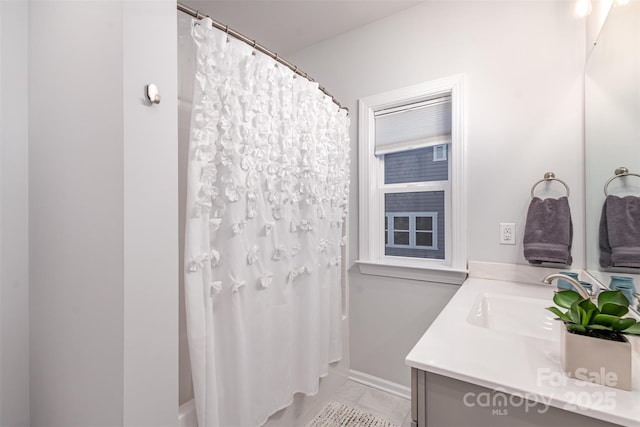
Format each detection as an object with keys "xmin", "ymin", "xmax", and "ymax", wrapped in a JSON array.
[
  {"xmin": 416, "ymin": 232, "xmax": 433, "ymax": 247},
  {"xmin": 394, "ymin": 216, "xmax": 409, "ymax": 230},
  {"xmin": 394, "ymin": 232, "xmax": 410, "ymax": 245},
  {"xmin": 416, "ymin": 216, "xmax": 433, "ymax": 230},
  {"xmin": 433, "ymin": 144, "xmax": 447, "ymax": 162},
  {"xmin": 384, "ymin": 145, "xmax": 449, "ymax": 184},
  {"xmin": 385, "ymin": 191, "xmax": 444, "ymax": 259}
]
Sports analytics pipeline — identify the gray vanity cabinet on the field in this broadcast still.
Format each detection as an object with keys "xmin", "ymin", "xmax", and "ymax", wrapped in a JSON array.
[{"xmin": 410, "ymin": 368, "xmax": 619, "ymax": 427}]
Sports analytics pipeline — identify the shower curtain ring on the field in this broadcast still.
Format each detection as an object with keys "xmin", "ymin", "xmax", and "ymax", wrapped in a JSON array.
[
  {"xmin": 251, "ymin": 40, "xmax": 257, "ymax": 55},
  {"xmin": 293, "ymin": 66, "xmax": 298, "ymax": 78},
  {"xmin": 274, "ymin": 53, "xmax": 279, "ymax": 67},
  {"xmin": 225, "ymin": 25, "xmax": 230, "ymax": 42},
  {"xmin": 195, "ymin": 10, "xmax": 201, "ymax": 19}
]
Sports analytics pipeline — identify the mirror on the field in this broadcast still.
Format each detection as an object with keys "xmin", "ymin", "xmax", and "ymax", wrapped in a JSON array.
[{"xmin": 585, "ymin": 0, "xmax": 640, "ymax": 308}]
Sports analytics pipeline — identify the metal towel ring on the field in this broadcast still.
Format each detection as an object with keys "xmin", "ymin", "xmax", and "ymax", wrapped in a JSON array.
[
  {"xmin": 604, "ymin": 167, "xmax": 640, "ymax": 196},
  {"xmin": 530, "ymin": 172, "xmax": 570, "ymax": 198}
]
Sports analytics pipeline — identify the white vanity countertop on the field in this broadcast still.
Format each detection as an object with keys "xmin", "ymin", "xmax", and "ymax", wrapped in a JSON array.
[{"xmin": 405, "ymin": 277, "xmax": 640, "ymax": 427}]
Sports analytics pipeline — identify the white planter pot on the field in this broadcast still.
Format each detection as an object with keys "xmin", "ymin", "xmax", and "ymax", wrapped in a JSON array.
[{"xmin": 561, "ymin": 326, "xmax": 632, "ymax": 391}]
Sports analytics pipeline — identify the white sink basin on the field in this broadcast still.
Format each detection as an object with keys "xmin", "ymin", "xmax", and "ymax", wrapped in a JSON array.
[{"xmin": 467, "ymin": 293, "xmax": 560, "ymax": 341}]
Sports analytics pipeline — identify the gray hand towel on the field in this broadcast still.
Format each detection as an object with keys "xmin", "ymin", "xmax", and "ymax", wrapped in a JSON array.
[
  {"xmin": 523, "ymin": 196, "xmax": 573, "ymax": 265},
  {"xmin": 599, "ymin": 195, "xmax": 640, "ymax": 268}
]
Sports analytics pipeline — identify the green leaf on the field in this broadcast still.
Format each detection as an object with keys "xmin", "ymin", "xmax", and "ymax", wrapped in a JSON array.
[
  {"xmin": 622, "ymin": 323, "xmax": 640, "ymax": 335},
  {"xmin": 569, "ymin": 298, "xmax": 585, "ymax": 325},
  {"xmin": 577, "ymin": 306, "xmax": 589, "ymax": 326},
  {"xmin": 587, "ymin": 324, "xmax": 613, "ymax": 331},
  {"xmin": 566, "ymin": 323, "xmax": 587, "ymax": 333},
  {"xmin": 578, "ymin": 299, "xmax": 598, "ymax": 326},
  {"xmin": 546, "ymin": 307, "xmax": 572, "ymax": 323},
  {"xmin": 593, "ymin": 313, "xmax": 620, "ymax": 327},
  {"xmin": 569, "ymin": 299, "xmax": 582, "ymax": 324},
  {"xmin": 600, "ymin": 303, "xmax": 629, "ymax": 317},
  {"xmin": 554, "ymin": 290, "xmax": 582, "ymax": 309},
  {"xmin": 612, "ymin": 318, "xmax": 637, "ymax": 331},
  {"xmin": 598, "ymin": 290, "xmax": 629, "ymax": 311}
]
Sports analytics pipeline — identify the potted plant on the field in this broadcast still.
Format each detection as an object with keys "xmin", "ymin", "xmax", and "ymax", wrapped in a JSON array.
[{"xmin": 547, "ymin": 289, "xmax": 640, "ymax": 391}]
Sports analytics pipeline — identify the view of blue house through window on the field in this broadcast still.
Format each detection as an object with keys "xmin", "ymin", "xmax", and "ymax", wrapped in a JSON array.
[
  {"xmin": 378, "ymin": 101, "xmax": 451, "ymax": 260},
  {"xmin": 385, "ymin": 212, "xmax": 438, "ymax": 249},
  {"xmin": 385, "ymin": 191, "xmax": 444, "ymax": 259},
  {"xmin": 384, "ymin": 145, "xmax": 448, "ymax": 184}
]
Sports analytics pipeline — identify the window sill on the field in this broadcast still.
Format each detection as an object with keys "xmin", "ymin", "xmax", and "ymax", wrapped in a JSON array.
[{"xmin": 355, "ymin": 260, "xmax": 467, "ymax": 285}]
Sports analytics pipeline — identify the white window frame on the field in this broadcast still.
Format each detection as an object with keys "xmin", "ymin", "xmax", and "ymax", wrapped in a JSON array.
[
  {"xmin": 386, "ymin": 212, "xmax": 438, "ymax": 250},
  {"xmin": 356, "ymin": 75, "xmax": 467, "ymax": 284}
]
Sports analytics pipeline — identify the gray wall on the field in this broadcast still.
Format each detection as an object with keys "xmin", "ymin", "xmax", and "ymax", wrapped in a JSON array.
[
  {"xmin": 29, "ymin": 3, "xmax": 125, "ymax": 424},
  {"xmin": 28, "ymin": 1, "xmax": 178, "ymax": 425},
  {"xmin": 1, "ymin": 1, "xmax": 30, "ymax": 425},
  {"xmin": 289, "ymin": 1, "xmax": 585, "ymax": 387},
  {"xmin": 122, "ymin": 1, "xmax": 178, "ymax": 425},
  {"xmin": 350, "ymin": 276, "xmax": 458, "ymax": 386}
]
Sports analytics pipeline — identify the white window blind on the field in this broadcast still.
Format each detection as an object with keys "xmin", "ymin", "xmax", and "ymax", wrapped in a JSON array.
[{"xmin": 374, "ymin": 96, "xmax": 452, "ymax": 156}]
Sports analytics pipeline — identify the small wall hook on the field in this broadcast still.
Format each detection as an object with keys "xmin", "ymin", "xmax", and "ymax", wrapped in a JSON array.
[{"xmin": 146, "ymin": 83, "xmax": 161, "ymax": 105}]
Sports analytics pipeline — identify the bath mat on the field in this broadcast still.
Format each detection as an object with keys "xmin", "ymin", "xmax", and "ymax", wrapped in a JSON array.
[{"xmin": 305, "ymin": 401, "xmax": 399, "ymax": 427}]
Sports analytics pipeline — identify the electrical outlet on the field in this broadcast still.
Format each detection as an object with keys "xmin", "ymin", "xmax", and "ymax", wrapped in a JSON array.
[{"xmin": 500, "ymin": 223, "xmax": 516, "ymax": 245}]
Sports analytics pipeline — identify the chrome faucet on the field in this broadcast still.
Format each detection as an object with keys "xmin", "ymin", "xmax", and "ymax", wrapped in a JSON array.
[{"xmin": 542, "ymin": 273, "xmax": 592, "ymax": 300}]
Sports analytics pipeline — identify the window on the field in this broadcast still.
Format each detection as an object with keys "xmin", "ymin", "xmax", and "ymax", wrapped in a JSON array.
[
  {"xmin": 433, "ymin": 144, "xmax": 447, "ymax": 162},
  {"xmin": 357, "ymin": 75, "xmax": 467, "ymax": 284},
  {"xmin": 385, "ymin": 212, "xmax": 438, "ymax": 251}
]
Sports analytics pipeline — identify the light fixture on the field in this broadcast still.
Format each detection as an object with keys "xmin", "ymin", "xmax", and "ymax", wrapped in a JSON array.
[{"xmin": 575, "ymin": 0, "xmax": 593, "ymax": 17}]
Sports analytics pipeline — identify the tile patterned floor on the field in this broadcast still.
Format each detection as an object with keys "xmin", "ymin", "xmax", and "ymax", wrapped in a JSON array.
[{"xmin": 328, "ymin": 380, "xmax": 412, "ymax": 427}]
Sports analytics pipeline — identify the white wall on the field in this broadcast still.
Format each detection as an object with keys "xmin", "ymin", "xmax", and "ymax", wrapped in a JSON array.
[
  {"xmin": 0, "ymin": 1, "xmax": 30, "ymax": 425},
  {"xmin": 29, "ymin": 1, "xmax": 178, "ymax": 425},
  {"xmin": 122, "ymin": 1, "xmax": 178, "ymax": 425},
  {"xmin": 586, "ymin": 0, "xmax": 613, "ymax": 55},
  {"xmin": 29, "ymin": 3, "xmax": 125, "ymax": 424},
  {"xmin": 289, "ymin": 0, "xmax": 585, "ymax": 387}
]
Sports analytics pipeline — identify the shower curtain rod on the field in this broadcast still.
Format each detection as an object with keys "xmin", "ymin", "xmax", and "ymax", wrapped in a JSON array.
[{"xmin": 177, "ymin": 2, "xmax": 347, "ymax": 112}]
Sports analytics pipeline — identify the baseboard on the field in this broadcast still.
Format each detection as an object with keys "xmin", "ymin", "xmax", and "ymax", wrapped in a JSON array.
[{"xmin": 348, "ymin": 369, "xmax": 411, "ymax": 400}]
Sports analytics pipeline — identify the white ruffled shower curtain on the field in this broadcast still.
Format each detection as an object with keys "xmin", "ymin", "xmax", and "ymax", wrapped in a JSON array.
[{"xmin": 184, "ymin": 18, "xmax": 350, "ymax": 427}]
